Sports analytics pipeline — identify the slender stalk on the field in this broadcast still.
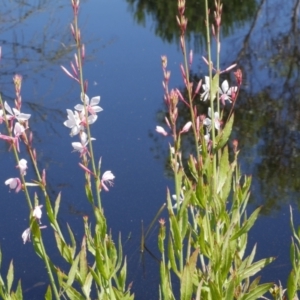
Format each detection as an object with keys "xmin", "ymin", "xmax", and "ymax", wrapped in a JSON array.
[
  {"xmin": 181, "ymin": 39, "xmax": 200, "ymax": 167},
  {"xmin": 73, "ymin": 6, "xmax": 102, "ymax": 210},
  {"xmin": 39, "ymin": 234, "xmax": 60, "ymax": 300},
  {"xmin": 205, "ymin": 0, "xmax": 217, "ymax": 198},
  {"xmin": 0, "ymin": 96, "xmax": 32, "ymax": 210}
]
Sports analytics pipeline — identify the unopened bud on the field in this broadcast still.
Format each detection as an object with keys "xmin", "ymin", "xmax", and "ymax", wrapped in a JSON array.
[
  {"xmin": 29, "ymin": 132, "xmax": 33, "ymax": 145},
  {"xmin": 70, "ymin": 23, "xmax": 75, "ymax": 39},
  {"xmin": 161, "ymin": 55, "xmax": 167, "ymax": 69},
  {"xmin": 33, "ymin": 149, "xmax": 37, "ymax": 161},
  {"xmin": 234, "ymin": 69, "xmax": 242, "ymax": 87},
  {"xmin": 42, "ymin": 169, "xmax": 46, "ymax": 187},
  {"xmin": 212, "ymin": 24, "xmax": 215, "ymax": 36},
  {"xmin": 81, "ymin": 44, "xmax": 85, "ymax": 61},
  {"xmin": 189, "ymin": 50, "xmax": 193, "ymax": 67},
  {"xmin": 84, "ymin": 80, "xmax": 88, "ymax": 93},
  {"xmin": 13, "ymin": 74, "xmax": 22, "ymax": 95}
]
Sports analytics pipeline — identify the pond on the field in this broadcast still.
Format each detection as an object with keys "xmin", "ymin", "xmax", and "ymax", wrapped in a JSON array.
[{"xmin": 0, "ymin": 0, "xmax": 299, "ymax": 299}]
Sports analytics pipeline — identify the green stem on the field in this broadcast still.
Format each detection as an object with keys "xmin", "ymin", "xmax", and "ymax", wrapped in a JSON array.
[
  {"xmin": 205, "ymin": 0, "xmax": 217, "ymax": 199},
  {"xmin": 39, "ymin": 232, "xmax": 60, "ymax": 300},
  {"xmin": 180, "ymin": 36, "xmax": 200, "ymax": 168},
  {"xmin": 73, "ymin": 8, "xmax": 102, "ymax": 210}
]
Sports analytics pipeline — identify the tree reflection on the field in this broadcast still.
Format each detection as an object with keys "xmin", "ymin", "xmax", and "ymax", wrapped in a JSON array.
[
  {"xmin": 151, "ymin": 0, "xmax": 300, "ymax": 214},
  {"xmin": 126, "ymin": 0, "xmax": 257, "ymax": 47}
]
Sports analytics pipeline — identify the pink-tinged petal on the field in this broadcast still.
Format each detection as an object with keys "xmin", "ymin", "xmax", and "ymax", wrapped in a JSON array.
[
  {"xmin": 102, "ymin": 171, "xmax": 115, "ymax": 181},
  {"xmin": 91, "ymin": 106, "xmax": 103, "ymax": 113},
  {"xmin": 16, "ymin": 112, "xmax": 31, "ymax": 121},
  {"xmin": 156, "ymin": 126, "xmax": 168, "ymax": 136},
  {"xmin": 81, "ymin": 93, "xmax": 89, "ymax": 104},
  {"xmin": 5, "ymin": 178, "xmax": 18, "ymax": 189},
  {"xmin": 71, "ymin": 126, "xmax": 80, "ymax": 137},
  {"xmin": 14, "ymin": 122, "xmax": 25, "ymax": 136},
  {"xmin": 101, "ymin": 171, "xmax": 115, "ymax": 191},
  {"xmin": 33, "ymin": 205, "xmax": 43, "ymax": 223},
  {"xmin": 221, "ymin": 80, "xmax": 229, "ymax": 93},
  {"xmin": 90, "ymin": 96, "xmax": 100, "ymax": 105},
  {"xmin": 4, "ymin": 101, "xmax": 13, "ymax": 116},
  {"xmin": 18, "ymin": 158, "xmax": 27, "ymax": 176},
  {"xmin": 22, "ymin": 228, "xmax": 31, "ymax": 244},
  {"xmin": 74, "ymin": 104, "xmax": 84, "ymax": 111},
  {"xmin": 87, "ymin": 114, "xmax": 97, "ymax": 124},
  {"xmin": 5, "ymin": 177, "xmax": 22, "ymax": 192}
]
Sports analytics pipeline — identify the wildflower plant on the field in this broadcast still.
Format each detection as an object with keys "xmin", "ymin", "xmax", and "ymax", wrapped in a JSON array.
[
  {"xmin": 0, "ymin": 0, "xmax": 132, "ymax": 299},
  {"xmin": 156, "ymin": 0, "xmax": 279, "ymax": 299}
]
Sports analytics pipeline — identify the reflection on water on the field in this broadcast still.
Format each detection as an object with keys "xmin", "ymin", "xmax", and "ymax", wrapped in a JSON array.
[{"xmin": 0, "ymin": 0, "xmax": 300, "ymax": 298}]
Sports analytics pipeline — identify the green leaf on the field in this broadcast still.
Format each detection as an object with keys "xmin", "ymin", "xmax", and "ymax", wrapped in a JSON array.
[
  {"xmin": 241, "ymin": 283, "xmax": 274, "ymax": 300},
  {"xmin": 85, "ymin": 184, "xmax": 94, "ymax": 204},
  {"xmin": 168, "ymin": 236, "xmax": 180, "ymax": 277},
  {"xmin": 54, "ymin": 192, "xmax": 61, "ymax": 219},
  {"xmin": 31, "ymin": 220, "xmax": 43, "ymax": 258},
  {"xmin": 79, "ymin": 236, "xmax": 88, "ymax": 284},
  {"xmin": 44, "ymin": 285, "xmax": 52, "ymax": 300},
  {"xmin": 117, "ymin": 257, "xmax": 127, "ymax": 290},
  {"xmin": 15, "ymin": 280, "xmax": 23, "ymax": 300},
  {"xmin": 211, "ymin": 73, "xmax": 220, "ymax": 101},
  {"xmin": 287, "ymin": 269, "xmax": 297, "ymax": 300},
  {"xmin": 54, "ymin": 231, "xmax": 72, "ymax": 263},
  {"xmin": 215, "ymin": 113, "xmax": 234, "ymax": 151},
  {"xmin": 7, "ymin": 260, "xmax": 14, "ymax": 294},
  {"xmin": 63, "ymin": 284, "xmax": 85, "ymax": 300},
  {"xmin": 181, "ymin": 249, "xmax": 199, "ymax": 300},
  {"xmin": 248, "ymin": 276, "xmax": 261, "ymax": 291},
  {"xmin": 67, "ymin": 223, "xmax": 76, "ymax": 258},
  {"xmin": 113, "ymin": 234, "xmax": 123, "ymax": 277},
  {"xmin": 230, "ymin": 207, "xmax": 261, "ymax": 241},
  {"xmin": 66, "ymin": 253, "xmax": 80, "ymax": 287},
  {"xmin": 82, "ymin": 272, "xmax": 93, "ymax": 299},
  {"xmin": 217, "ymin": 146, "xmax": 230, "ymax": 194},
  {"xmin": 95, "ymin": 247, "xmax": 109, "ymax": 280},
  {"xmin": 238, "ymin": 257, "xmax": 275, "ymax": 280},
  {"xmin": 170, "ymin": 214, "xmax": 182, "ymax": 252},
  {"xmin": 89, "ymin": 265, "xmax": 101, "ymax": 287},
  {"xmin": 45, "ymin": 196, "xmax": 56, "ymax": 232},
  {"xmin": 225, "ymin": 280, "xmax": 235, "ymax": 300}
]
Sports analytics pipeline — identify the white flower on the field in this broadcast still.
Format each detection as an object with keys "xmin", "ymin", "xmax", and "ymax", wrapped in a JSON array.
[
  {"xmin": 219, "ymin": 80, "xmax": 237, "ymax": 104},
  {"xmin": 101, "ymin": 171, "xmax": 115, "ymax": 191},
  {"xmin": 4, "ymin": 101, "xmax": 31, "ymax": 122},
  {"xmin": 14, "ymin": 122, "xmax": 25, "ymax": 137},
  {"xmin": 18, "ymin": 159, "xmax": 27, "ymax": 176},
  {"xmin": 63, "ymin": 109, "xmax": 83, "ymax": 137},
  {"xmin": 200, "ymin": 76, "xmax": 210, "ymax": 101},
  {"xmin": 5, "ymin": 177, "xmax": 22, "ymax": 193},
  {"xmin": 172, "ymin": 189, "xmax": 185, "ymax": 209},
  {"xmin": 22, "ymin": 228, "xmax": 31, "ymax": 244},
  {"xmin": 203, "ymin": 108, "xmax": 221, "ymax": 131},
  {"xmin": 75, "ymin": 94, "xmax": 103, "ymax": 115},
  {"xmin": 33, "ymin": 205, "xmax": 43, "ymax": 223},
  {"xmin": 72, "ymin": 132, "xmax": 95, "ymax": 156}
]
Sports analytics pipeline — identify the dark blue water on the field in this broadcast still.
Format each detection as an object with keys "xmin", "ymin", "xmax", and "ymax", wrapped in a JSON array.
[{"xmin": 0, "ymin": 0, "xmax": 299, "ymax": 299}]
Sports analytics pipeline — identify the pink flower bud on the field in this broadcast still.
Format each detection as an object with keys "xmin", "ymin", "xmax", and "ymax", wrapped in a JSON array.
[
  {"xmin": 180, "ymin": 121, "xmax": 192, "ymax": 134},
  {"xmin": 81, "ymin": 44, "xmax": 85, "ymax": 61},
  {"xmin": 156, "ymin": 126, "xmax": 168, "ymax": 136},
  {"xmin": 42, "ymin": 169, "xmax": 46, "ymax": 186},
  {"xmin": 189, "ymin": 50, "xmax": 193, "ymax": 67},
  {"xmin": 84, "ymin": 80, "xmax": 88, "ymax": 93}
]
